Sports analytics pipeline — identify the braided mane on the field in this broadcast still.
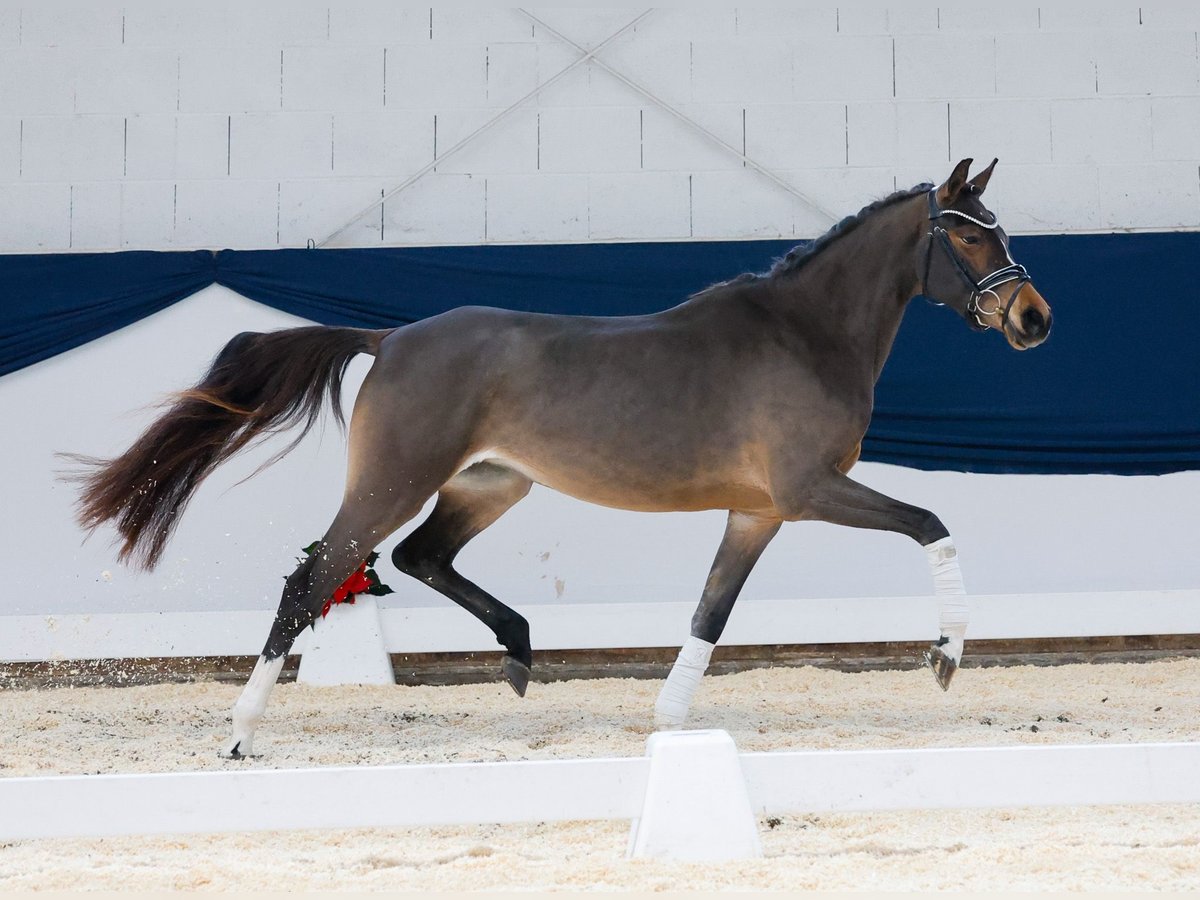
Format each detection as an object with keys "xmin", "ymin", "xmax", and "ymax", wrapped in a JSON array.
[{"xmin": 769, "ymin": 182, "xmax": 934, "ymax": 278}]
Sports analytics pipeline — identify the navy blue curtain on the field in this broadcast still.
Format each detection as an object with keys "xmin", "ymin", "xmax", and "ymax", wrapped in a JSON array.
[
  {"xmin": 1, "ymin": 250, "xmax": 215, "ymax": 377},
  {"xmin": 2, "ymin": 236, "xmax": 1197, "ymax": 475}
]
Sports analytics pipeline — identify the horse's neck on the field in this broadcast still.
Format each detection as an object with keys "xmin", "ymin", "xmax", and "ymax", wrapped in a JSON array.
[{"xmin": 783, "ymin": 200, "xmax": 922, "ymax": 382}]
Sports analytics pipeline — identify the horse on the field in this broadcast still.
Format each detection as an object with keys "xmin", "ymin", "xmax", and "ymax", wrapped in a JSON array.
[{"xmin": 69, "ymin": 158, "xmax": 1052, "ymax": 757}]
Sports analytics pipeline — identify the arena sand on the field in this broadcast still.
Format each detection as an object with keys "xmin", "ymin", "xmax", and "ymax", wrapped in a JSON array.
[{"xmin": 2, "ymin": 658, "xmax": 1198, "ymax": 890}]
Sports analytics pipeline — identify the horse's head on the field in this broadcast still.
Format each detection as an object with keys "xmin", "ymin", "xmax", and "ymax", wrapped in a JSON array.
[{"xmin": 917, "ymin": 158, "xmax": 1052, "ymax": 350}]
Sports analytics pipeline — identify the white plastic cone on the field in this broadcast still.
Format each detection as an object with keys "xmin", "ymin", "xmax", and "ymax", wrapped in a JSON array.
[
  {"xmin": 296, "ymin": 595, "xmax": 395, "ymax": 686},
  {"xmin": 627, "ymin": 729, "xmax": 762, "ymax": 861}
]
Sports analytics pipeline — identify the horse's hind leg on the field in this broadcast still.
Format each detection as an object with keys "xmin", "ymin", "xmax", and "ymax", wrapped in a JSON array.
[
  {"xmin": 224, "ymin": 494, "xmax": 430, "ymax": 758},
  {"xmin": 656, "ymin": 511, "xmax": 781, "ymax": 728},
  {"xmin": 392, "ymin": 463, "xmax": 535, "ymax": 696}
]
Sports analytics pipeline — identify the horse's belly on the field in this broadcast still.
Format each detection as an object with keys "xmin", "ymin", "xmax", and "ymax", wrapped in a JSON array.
[{"xmin": 460, "ymin": 448, "xmax": 774, "ymax": 514}]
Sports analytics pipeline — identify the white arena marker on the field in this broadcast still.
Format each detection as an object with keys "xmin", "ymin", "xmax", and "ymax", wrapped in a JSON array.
[
  {"xmin": 296, "ymin": 596, "xmax": 394, "ymax": 686},
  {"xmin": 0, "ymin": 757, "xmax": 649, "ymax": 842},
  {"xmin": 739, "ymin": 742, "xmax": 1200, "ymax": 814},
  {"xmin": 627, "ymin": 729, "xmax": 762, "ymax": 861}
]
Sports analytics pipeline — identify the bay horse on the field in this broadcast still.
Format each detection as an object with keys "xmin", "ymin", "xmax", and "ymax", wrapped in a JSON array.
[{"xmin": 71, "ymin": 158, "xmax": 1052, "ymax": 757}]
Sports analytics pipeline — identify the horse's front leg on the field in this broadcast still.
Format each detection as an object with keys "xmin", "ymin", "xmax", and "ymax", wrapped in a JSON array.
[
  {"xmin": 778, "ymin": 470, "xmax": 968, "ymax": 691},
  {"xmin": 656, "ymin": 511, "xmax": 781, "ymax": 727}
]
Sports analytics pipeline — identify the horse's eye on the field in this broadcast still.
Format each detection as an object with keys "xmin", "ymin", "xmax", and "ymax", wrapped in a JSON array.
[{"xmin": 960, "ymin": 234, "xmax": 980, "ymax": 245}]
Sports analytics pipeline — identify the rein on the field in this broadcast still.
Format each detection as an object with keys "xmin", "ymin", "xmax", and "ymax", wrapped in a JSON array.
[{"xmin": 922, "ymin": 190, "xmax": 1030, "ymax": 337}]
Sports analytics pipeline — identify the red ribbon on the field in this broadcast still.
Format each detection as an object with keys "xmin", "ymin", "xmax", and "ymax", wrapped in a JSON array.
[{"xmin": 320, "ymin": 562, "xmax": 375, "ymax": 618}]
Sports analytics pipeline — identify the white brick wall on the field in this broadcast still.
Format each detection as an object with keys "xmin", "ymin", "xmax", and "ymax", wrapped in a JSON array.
[
  {"xmin": 792, "ymin": 36, "xmax": 894, "ymax": 101},
  {"xmin": 894, "ymin": 35, "xmax": 997, "ymax": 99},
  {"xmin": 279, "ymin": 178, "xmax": 384, "ymax": 247},
  {"xmin": 332, "ymin": 110, "xmax": 433, "ymax": 177},
  {"xmin": 744, "ymin": 103, "xmax": 846, "ymax": 169},
  {"xmin": 434, "ymin": 108, "xmax": 537, "ymax": 174},
  {"xmin": 1051, "ymin": 98, "xmax": 1153, "ymax": 164},
  {"xmin": 178, "ymin": 48, "xmax": 282, "ymax": 113},
  {"xmin": 72, "ymin": 49, "xmax": 179, "ymax": 114},
  {"xmin": 282, "ymin": 46, "xmax": 385, "ymax": 112},
  {"xmin": 690, "ymin": 40, "xmax": 794, "ymax": 104},
  {"xmin": 586, "ymin": 172, "xmax": 690, "ymax": 240},
  {"xmin": 381, "ymin": 171, "xmax": 484, "ymax": 244},
  {"xmin": 0, "ymin": 48, "xmax": 75, "ymax": 115},
  {"xmin": 1152, "ymin": 97, "xmax": 1200, "ymax": 161},
  {"xmin": 124, "ymin": 114, "xmax": 229, "ymax": 180},
  {"xmin": 70, "ymin": 181, "xmax": 121, "ymax": 249},
  {"xmin": 175, "ymin": 179, "xmax": 279, "ymax": 248},
  {"xmin": 950, "ymin": 100, "xmax": 1053, "ymax": 165},
  {"xmin": 980, "ymin": 164, "xmax": 1104, "ymax": 233},
  {"xmin": 485, "ymin": 172, "xmax": 588, "ymax": 242},
  {"xmin": 0, "ymin": 116, "xmax": 18, "ymax": 179},
  {"xmin": 640, "ymin": 104, "xmax": 743, "ymax": 173},
  {"xmin": 0, "ymin": 2, "xmax": 1196, "ymax": 252},
  {"xmin": 1098, "ymin": 162, "xmax": 1200, "ymax": 229},
  {"xmin": 846, "ymin": 102, "xmax": 947, "ymax": 167},
  {"xmin": 19, "ymin": 115, "xmax": 124, "ymax": 181},
  {"xmin": 537, "ymin": 106, "xmax": 640, "ymax": 173},
  {"xmin": 118, "ymin": 181, "xmax": 175, "ymax": 248},
  {"xmin": 0, "ymin": 181, "xmax": 70, "ymax": 249},
  {"xmin": 229, "ymin": 112, "xmax": 333, "ymax": 179}
]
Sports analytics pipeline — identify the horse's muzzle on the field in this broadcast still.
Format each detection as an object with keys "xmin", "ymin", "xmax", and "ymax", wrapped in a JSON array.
[{"xmin": 1007, "ymin": 284, "xmax": 1052, "ymax": 350}]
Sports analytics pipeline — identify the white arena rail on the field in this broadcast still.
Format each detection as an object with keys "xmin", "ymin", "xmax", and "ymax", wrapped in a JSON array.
[
  {"xmin": 3, "ymin": 589, "xmax": 1198, "ymax": 663},
  {"xmin": 2, "ymin": 732, "xmax": 1199, "ymax": 860}
]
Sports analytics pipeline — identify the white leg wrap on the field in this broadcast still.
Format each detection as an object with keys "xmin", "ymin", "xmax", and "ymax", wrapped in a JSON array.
[
  {"xmin": 654, "ymin": 636, "xmax": 715, "ymax": 728},
  {"xmin": 225, "ymin": 654, "xmax": 286, "ymax": 757},
  {"xmin": 925, "ymin": 536, "xmax": 967, "ymax": 662}
]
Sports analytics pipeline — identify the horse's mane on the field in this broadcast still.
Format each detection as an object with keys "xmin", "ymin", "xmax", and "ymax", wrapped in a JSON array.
[
  {"xmin": 768, "ymin": 182, "xmax": 934, "ymax": 278},
  {"xmin": 692, "ymin": 182, "xmax": 935, "ymax": 298}
]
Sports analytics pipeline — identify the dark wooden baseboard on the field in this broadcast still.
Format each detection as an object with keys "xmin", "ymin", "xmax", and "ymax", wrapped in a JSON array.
[{"xmin": 3, "ymin": 634, "xmax": 1198, "ymax": 690}]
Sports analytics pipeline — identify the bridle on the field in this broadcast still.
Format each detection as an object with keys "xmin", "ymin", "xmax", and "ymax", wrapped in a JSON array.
[{"xmin": 922, "ymin": 189, "xmax": 1030, "ymax": 336}]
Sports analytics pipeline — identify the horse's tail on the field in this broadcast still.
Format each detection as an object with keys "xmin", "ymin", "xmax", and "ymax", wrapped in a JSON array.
[{"xmin": 65, "ymin": 325, "xmax": 389, "ymax": 570}]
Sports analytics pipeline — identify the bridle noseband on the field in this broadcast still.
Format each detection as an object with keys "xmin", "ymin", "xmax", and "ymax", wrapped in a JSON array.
[{"xmin": 922, "ymin": 190, "xmax": 1030, "ymax": 336}]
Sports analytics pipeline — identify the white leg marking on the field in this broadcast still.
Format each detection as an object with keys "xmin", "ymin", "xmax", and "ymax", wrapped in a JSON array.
[
  {"xmin": 654, "ymin": 636, "xmax": 715, "ymax": 728},
  {"xmin": 224, "ymin": 654, "xmax": 286, "ymax": 757},
  {"xmin": 925, "ymin": 536, "xmax": 967, "ymax": 663}
]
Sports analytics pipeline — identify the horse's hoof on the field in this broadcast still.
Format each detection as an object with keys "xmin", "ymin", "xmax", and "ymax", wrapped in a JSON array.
[
  {"xmin": 502, "ymin": 655, "xmax": 530, "ymax": 697},
  {"xmin": 221, "ymin": 738, "xmax": 256, "ymax": 760},
  {"xmin": 922, "ymin": 644, "xmax": 958, "ymax": 692}
]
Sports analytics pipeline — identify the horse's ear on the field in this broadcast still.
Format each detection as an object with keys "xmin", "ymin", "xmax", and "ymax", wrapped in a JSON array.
[
  {"xmin": 966, "ymin": 158, "xmax": 998, "ymax": 196},
  {"xmin": 936, "ymin": 158, "xmax": 973, "ymax": 206}
]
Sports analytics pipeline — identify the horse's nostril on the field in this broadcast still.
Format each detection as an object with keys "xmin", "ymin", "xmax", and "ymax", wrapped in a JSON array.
[{"xmin": 1021, "ymin": 306, "xmax": 1046, "ymax": 336}]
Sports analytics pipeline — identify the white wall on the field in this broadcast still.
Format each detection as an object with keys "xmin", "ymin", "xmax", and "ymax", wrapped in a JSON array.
[
  {"xmin": 3, "ymin": 285, "xmax": 1197, "ymax": 619},
  {"xmin": 1, "ymin": 2, "xmax": 1198, "ymax": 252}
]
